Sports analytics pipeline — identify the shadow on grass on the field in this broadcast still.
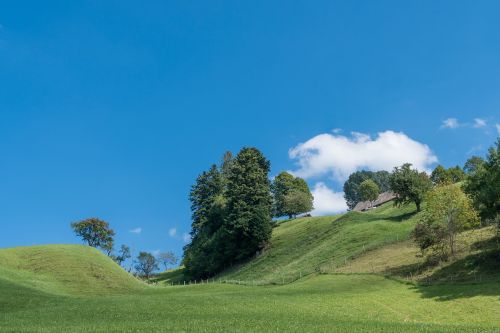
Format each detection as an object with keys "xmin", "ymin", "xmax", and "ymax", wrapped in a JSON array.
[
  {"xmin": 413, "ymin": 249, "xmax": 500, "ymax": 301},
  {"xmin": 150, "ymin": 267, "xmax": 186, "ymax": 285}
]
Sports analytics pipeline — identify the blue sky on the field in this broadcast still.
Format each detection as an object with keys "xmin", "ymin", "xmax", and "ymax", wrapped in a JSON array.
[{"xmin": 1, "ymin": 1, "xmax": 499, "ymax": 264}]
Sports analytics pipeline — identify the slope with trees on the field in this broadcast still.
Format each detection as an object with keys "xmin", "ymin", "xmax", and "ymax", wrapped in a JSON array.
[{"xmin": 272, "ymin": 171, "xmax": 313, "ymax": 219}]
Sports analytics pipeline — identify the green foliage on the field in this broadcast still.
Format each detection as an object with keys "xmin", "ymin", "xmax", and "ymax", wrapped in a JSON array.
[
  {"xmin": 464, "ymin": 139, "xmax": 500, "ymax": 227},
  {"xmin": 430, "ymin": 165, "xmax": 465, "ymax": 185},
  {"xmin": 389, "ymin": 163, "xmax": 432, "ymax": 212},
  {"xmin": 430, "ymin": 165, "xmax": 451, "ymax": 185},
  {"xmin": 447, "ymin": 166, "xmax": 466, "ymax": 183},
  {"xmin": 358, "ymin": 179, "xmax": 379, "ymax": 204},
  {"xmin": 413, "ymin": 185, "xmax": 480, "ymax": 258},
  {"xmin": 463, "ymin": 155, "xmax": 485, "ymax": 174},
  {"xmin": 272, "ymin": 171, "xmax": 313, "ymax": 218},
  {"xmin": 224, "ymin": 147, "xmax": 273, "ymax": 262},
  {"xmin": 158, "ymin": 251, "xmax": 178, "ymax": 270},
  {"xmin": 134, "ymin": 252, "xmax": 159, "ymax": 278},
  {"xmin": 343, "ymin": 170, "xmax": 390, "ymax": 210},
  {"xmin": 112, "ymin": 244, "xmax": 131, "ymax": 267},
  {"xmin": 70, "ymin": 218, "xmax": 115, "ymax": 254},
  {"xmin": 183, "ymin": 164, "xmax": 226, "ymax": 278},
  {"xmin": 184, "ymin": 148, "xmax": 272, "ymax": 279}
]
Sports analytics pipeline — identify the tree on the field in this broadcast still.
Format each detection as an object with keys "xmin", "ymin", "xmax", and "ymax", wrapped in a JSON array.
[
  {"xmin": 389, "ymin": 163, "xmax": 431, "ymax": 212},
  {"xmin": 224, "ymin": 147, "xmax": 273, "ymax": 263},
  {"xmin": 358, "ymin": 179, "xmax": 379, "ymax": 208},
  {"xmin": 134, "ymin": 252, "xmax": 159, "ymax": 279},
  {"xmin": 112, "ymin": 245, "xmax": 131, "ymax": 267},
  {"xmin": 272, "ymin": 172, "xmax": 313, "ymax": 218},
  {"xmin": 343, "ymin": 170, "xmax": 390, "ymax": 210},
  {"xmin": 283, "ymin": 190, "xmax": 314, "ymax": 219},
  {"xmin": 71, "ymin": 218, "xmax": 115, "ymax": 253},
  {"xmin": 183, "ymin": 163, "xmax": 226, "ymax": 278},
  {"xmin": 464, "ymin": 139, "xmax": 500, "ymax": 229},
  {"xmin": 447, "ymin": 166, "xmax": 466, "ymax": 183},
  {"xmin": 158, "ymin": 251, "xmax": 178, "ymax": 270},
  {"xmin": 430, "ymin": 165, "xmax": 451, "ymax": 185},
  {"xmin": 463, "ymin": 156, "xmax": 485, "ymax": 175},
  {"xmin": 413, "ymin": 185, "xmax": 479, "ymax": 258}
]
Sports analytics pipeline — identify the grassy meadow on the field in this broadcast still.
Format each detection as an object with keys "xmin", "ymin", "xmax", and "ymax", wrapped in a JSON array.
[{"xmin": 1, "ymin": 203, "xmax": 499, "ymax": 332}]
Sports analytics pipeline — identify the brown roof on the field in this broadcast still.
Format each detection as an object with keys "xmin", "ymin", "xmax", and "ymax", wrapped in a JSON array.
[{"xmin": 352, "ymin": 191, "xmax": 396, "ymax": 212}]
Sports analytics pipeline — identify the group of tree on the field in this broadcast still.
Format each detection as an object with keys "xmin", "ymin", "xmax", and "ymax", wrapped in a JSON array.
[
  {"xmin": 343, "ymin": 170, "xmax": 390, "ymax": 209},
  {"xmin": 272, "ymin": 171, "xmax": 313, "ymax": 219},
  {"xmin": 412, "ymin": 138, "xmax": 500, "ymax": 260},
  {"xmin": 183, "ymin": 148, "xmax": 274, "ymax": 279},
  {"xmin": 71, "ymin": 218, "xmax": 177, "ymax": 278},
  {"xmin": 430, "ymin": 164, "xmax": 466, "ymax": 185}
]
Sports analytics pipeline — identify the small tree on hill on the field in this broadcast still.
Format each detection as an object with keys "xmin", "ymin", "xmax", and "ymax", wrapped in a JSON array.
[
  {"xmin": 283, "ymin": 190, "xmax": 314, "ymax": 219},
  {"xmin": 389, "ymin": 163, "xmax": 431, "ymax": 212},
  {"xmin": 359, "ymin": 179, "xmax": 379, "ymax": 208},
  {"xmin": 343, "ymin": 170, "xmax": 390, "ymax": 210},
  {"xmin": 158, "ymin": 251, "xmax": 178, "ymax": 270},
  {"xmin": 272, "ymin": 171, "xmax": 313, "ymax": 218},
  {"xmin": 71, "ymin": 218, "xmax": 115, "ymax": 254},
  {"xmin": 112, "ymin": 245, "xmax": 131, "ymax": 267},
  {"xmin": 413, "ymin": 185, "xmax": 479, "ymax": 258},
  {"xmin": 134, "ymin": 252, "xmax": 159, "ymax": 279},
  {"xmin": 430, "ymin": 165, "xmax": 451, "ymax": 185}
]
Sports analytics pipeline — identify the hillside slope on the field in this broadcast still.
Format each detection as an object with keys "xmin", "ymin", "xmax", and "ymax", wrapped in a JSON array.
[
  {"xmin": 218, "ymin": 202, "xmax": 420, "ymax": 284},
  {"xmin": 0, "ymin": 244, "xmax": 145, "ymax": 296}
]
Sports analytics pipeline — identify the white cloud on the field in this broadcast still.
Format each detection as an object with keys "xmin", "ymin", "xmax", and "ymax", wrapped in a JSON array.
[
  {"xmin": 182, "ymin": 233, "xmax": 191, "ymax": 243},
  {"xmin": 289, "ymin": 130, "xmax": 437, "ymax": 182},
  {"xmin": 152, "ymin": 249, "xmax": 160, "ymax": 256},
  {"xmin": 168, "ymin": 228, "xmax": 177, "ymax": 237},
  {"xmin": 331, "ymin": 128, "xmax": 342, "ymax": 134},
  {"xmin": 441, "ymin": 118, "xmax": 460, "ymax": 129},
  {"xmin": 495, "ymin": 124, "xmax": 500, "ymax": 135},
  {"xmin": 473, "ymin": 118, "xmax": 486, "ymax": 128},
  {"xmin": 311, "ymin": 182, "xmax": 348, "ymax": 216},
  {"xmin": 129, "ymin": 227, "xmax": 142, "ymax": 234}
]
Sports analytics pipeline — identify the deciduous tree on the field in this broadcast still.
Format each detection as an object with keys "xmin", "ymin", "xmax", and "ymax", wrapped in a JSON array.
[
  {"xmin": 71, "ymin": 218, "xmax": 115, "ymax": 253},
  {"xmin": 134, "ymin": 252, "xmax": 159, "ymax": 279},
  {"xmin": 389, "ymin": 164, "xmax": 431, "ymax": 212}
]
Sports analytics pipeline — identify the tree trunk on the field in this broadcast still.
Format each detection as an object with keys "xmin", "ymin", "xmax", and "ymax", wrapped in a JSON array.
[{"xmin": 416, "ymin": 201, "xmax": 421, "ymax": 212}]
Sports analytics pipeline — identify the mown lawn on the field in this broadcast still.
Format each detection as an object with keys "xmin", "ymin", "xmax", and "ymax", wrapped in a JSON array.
[{"xmin": 1, "ymin": 274, "xmax": 499, "ymax": 333}]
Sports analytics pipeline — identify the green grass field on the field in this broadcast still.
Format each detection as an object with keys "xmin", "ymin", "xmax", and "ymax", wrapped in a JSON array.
[{"xmin": 1, "ymin": 203, "xmax": 499, "ymax": 332}]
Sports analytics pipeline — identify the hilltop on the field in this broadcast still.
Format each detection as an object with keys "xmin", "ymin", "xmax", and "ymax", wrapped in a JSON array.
[{"xmin": 0, "ymin": 244, "xmax": 145, "ymax": 296}]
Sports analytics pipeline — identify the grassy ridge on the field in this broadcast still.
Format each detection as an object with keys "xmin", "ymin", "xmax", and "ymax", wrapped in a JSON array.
[
  {"xmin": 218, "ymin": 202, "xmax": 420, "ymax": 283},
  {"xmin": 0, "ymin": 245, "xmax": 145, "ymax": 296}
]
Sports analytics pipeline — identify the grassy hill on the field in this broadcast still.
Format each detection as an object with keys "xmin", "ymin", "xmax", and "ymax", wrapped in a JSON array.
[
  {"xmin": 217, "ymin": 202, "xmax": 420, "ymax": 284},
  {"xmin": 1, "ymin": 204, "xmax": 499, "ymax": 332},
  {"xmin": 0, "ymin": 244, "xmax": 145, "ymax": 296}
]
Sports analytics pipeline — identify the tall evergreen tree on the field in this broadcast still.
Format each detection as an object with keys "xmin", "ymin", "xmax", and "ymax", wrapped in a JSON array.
[
  {"xmin": 183, "ymin": 164, "xmax": 226, "ymax": 278},
  {"xmin": 224, "ymin": 147, "xmax": 273, "ymax": 262}
]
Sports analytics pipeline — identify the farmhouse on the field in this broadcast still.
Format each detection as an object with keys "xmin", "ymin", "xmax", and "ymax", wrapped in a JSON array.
[{"xmin": 353, "ymin": 191, "xmax": 396, "ymax": 212}]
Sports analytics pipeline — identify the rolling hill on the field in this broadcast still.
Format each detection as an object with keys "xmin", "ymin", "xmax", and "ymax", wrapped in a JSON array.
[{"xmin": 1, "ymin": 203, "xmax": 499, "ymax": 332}]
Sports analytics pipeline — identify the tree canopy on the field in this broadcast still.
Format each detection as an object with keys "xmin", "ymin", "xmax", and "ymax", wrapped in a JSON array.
[
  {"xmin": 70, "ymin": 218, "xmax": 115, "ymax": 254},
  {"xmin": 359, "ymin": 179, "xmax": 379, "ymax": 206},
  {"xmin": 272, "ymin": 171, "xmax": 313, "ymax": 218},
  {"xmin": 343, "ymin": 170, "xmax": 390, "ymax": 210},
  {"xmin": 134, "ymin": 252, "xmax": 159, "ymax": 279},
  {"xmin": 413, "ymin": 184, "xmax": 479, "ymax": 258},
  {"xmin": 464, "ymin": 139, "xmax": 500, "ymax": 227},
  {"xmin": 183, "ymin": 147, "xmax": 273, "ymax": 279},
  {"xmin": 389, "ymin": 163, "xmax": 431, "ymax": 212}
]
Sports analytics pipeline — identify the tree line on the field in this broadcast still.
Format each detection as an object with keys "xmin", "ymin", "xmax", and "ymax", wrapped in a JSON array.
[
  {"xmin": 343, "ymin": 138, "xmax": 499, "ymax": 261},
  {"xmin": 70, "ymin": 218, "xmax": 178, "ymax": 278},
  {"xmin": 183, "ymin": 147, "xmax": 313, "ymax": 279}
]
